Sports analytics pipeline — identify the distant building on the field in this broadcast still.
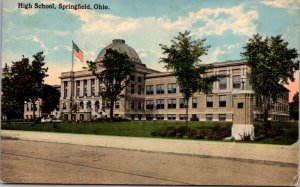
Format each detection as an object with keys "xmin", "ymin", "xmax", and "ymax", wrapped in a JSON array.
[
  {"xmin": 23, "ymin": 85, "xmax": 61, "ymax": 119},
  {"xmin": 59, "ymin": 39, "xmax": 290, "ymax": 122}
]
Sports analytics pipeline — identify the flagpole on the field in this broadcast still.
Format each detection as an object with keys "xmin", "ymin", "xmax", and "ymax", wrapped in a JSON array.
[
  {"xmin": 71, "ymin": 40, "xmax": 74, "ymax": 72},
  {"xmin": 70, "ymin": 40, "xmax": 74, "ymax": 122}
]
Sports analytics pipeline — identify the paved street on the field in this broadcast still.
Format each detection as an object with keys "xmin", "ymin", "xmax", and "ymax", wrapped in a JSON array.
[{"xmin": 1, "ymin": 139, "xmax": 298, "ymax": 185}]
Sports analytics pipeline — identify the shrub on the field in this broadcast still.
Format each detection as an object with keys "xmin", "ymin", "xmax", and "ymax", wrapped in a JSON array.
[
  {"xmin": 176, "ymin": 126, "xmax": 190, "ymax": 137},
  {"xmin": 239, "ymin": 132, "xmax": 252, "ymax": 141},
  {"xmin": 165, "ymin": 126, "xmax": 176, "ymax": 137}
]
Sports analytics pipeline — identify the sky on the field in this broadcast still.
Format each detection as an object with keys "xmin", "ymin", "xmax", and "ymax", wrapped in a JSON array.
[{"xmin": 2, "ymin": 0, "xmax": 300, "ymax": 101}]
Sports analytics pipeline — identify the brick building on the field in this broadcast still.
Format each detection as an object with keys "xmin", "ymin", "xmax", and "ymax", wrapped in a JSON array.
[{"xmin": 59, "ymin": 39, "xmax": 290, "ymax": 123}]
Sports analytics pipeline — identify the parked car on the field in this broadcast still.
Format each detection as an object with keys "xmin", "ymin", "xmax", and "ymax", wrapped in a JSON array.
[{"xmin": 41, "ymin": 117, "xmax": 52, "ymax": 123}]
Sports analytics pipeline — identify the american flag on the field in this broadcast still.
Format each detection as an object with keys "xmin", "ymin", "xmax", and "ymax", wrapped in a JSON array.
[{"xmin": 72, "ymin": 41, "xmax": 84, "ymax": 62}]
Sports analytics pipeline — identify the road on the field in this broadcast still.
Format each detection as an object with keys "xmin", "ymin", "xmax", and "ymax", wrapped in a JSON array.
[{"xmin": 1, "ymin": 139, "xmax": 298, "ymax": 185}]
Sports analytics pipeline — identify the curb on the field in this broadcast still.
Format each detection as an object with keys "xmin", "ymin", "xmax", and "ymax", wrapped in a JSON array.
[{"xmin": 1, "ymin": 130, "xmax": 298, "ymax": 166}]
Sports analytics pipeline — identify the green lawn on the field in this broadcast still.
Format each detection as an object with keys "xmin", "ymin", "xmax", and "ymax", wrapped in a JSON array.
[
  {"xmin": 1, "ymin": 121, "xmax": 298, "ymax": 145},
  {"xmin": 1, "ymin": 121, "xmax": 231, "ymax": 137}
]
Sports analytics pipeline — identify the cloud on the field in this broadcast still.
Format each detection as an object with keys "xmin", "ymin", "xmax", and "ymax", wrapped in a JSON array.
[
  {"xmin": 3, "ymin": 5, "xmax": 38, "ymax": 16},
  {"xmin": 202, "ymin": 43, "xmax": 240, "ymax": 63},
  {"xmin": 13, "ymin": 35, "xmax": 49, "ymax": 54},
  {"xmin": 33, "ymin": 28, "xmax": 71, "ymax": 36},
  {"xmin": 162, "ymin": 4, "xmax": 258, "ymax": 36},
  {"xmin": 62, "ymin": 3, "xmax": 258, "ymax": 72},
  {"xmin": 261, "ymin": 0, "xmax": 300, "ymax": 10},
  {"xmin": 66, "ymin": 3, "xmax": 258, "ymax": 37}
]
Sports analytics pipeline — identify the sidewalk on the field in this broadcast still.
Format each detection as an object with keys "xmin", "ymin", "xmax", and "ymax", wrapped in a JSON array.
[{"xmin": 1, "ymin": 130, "xmax": 298, "ymax": 166}]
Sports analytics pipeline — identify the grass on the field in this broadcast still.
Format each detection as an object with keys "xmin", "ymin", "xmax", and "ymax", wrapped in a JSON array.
[
  {"xmin": 1, "ymin": 121, "xmax": 231, "ymax": 137},
  {"xmin": 1, "ymin": 121, "xmax": 298, "ymax": 145}
]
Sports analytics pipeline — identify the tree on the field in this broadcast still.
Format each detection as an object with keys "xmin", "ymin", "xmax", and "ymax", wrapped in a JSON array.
[
  {"xmin": 41, "ymin": 84, "xmax": 60, "ymax": 115},
  {"xmin": 87, "ymin": 48, "xmax": 135, "ymax": 121},
  {"xmin": 9, "ymin": 52, "xmax": 48, "ymax": 122},
  {"xmin": 241, "ymin": 34, "xmax": 299, "ymax": 124},
  {"xmin": 1, "ymin": 64, "xmax": 23, "ymax": 122},
  {"xmin": 160, "ymin": 31, "xmax": 222, "ymax": 124},
  {"xmin": 289, "ymin": 92, "xmax": 299, "ymax": 121}
]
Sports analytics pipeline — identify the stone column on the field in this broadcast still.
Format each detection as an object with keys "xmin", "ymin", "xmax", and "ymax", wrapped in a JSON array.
[
  {"xmin": 231, "ymin": 91, "xmax": 255, "ymax": 140},
  {"xmin": 87, "ymin": 79, "xmax": 91, "ymax": 97},
  {"xmin": 80, "ymin": 80, "xmax": 83, "ymax": 97}
]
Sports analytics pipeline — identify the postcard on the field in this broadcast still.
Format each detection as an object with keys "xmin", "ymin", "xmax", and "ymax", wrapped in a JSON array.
[{"xmin": 1, "ymin": 0, "xmax": 299, "ymax": 186}]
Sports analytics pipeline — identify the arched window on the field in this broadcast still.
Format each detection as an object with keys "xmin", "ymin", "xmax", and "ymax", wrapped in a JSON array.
[
  {"xmin": 87, "ymin": 101, "xmax": 91, "ymax": 109},
  {"xmin": 80, "ymin": 101, "xmax": 84, "ymax": 109},
  {"xmin": 95, "ymin": 101, "xmax": 100, "ymax": 112}
]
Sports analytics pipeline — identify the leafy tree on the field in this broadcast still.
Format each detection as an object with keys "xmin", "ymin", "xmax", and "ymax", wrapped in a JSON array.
[
  {"xmin": 9, "ymin": 52, "xmax": 48, "ymax": 122},
  {"xmin": 242, "ymin": 34, "xmax": 299, "ymax": 124},
  {"xmin": 160, "ymin": 31, "xmax": 222, "ymax": 124},
  {"xmin": 87, "ymin": 48, "xmax": 135, "ymax": 121},
  {"xmin": 289, "ymin": 92, "xmax": 299, "ymax": 121},
  {"xmin": 41, "ymin": 84, "xmax": 60, "ymax": 115},
  {"xmin": 1, "ymin": 64, "xmax": 23, "ymax": 122}
]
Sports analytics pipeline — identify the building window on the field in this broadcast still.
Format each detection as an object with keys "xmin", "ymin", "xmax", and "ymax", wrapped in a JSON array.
[
  {"xmin": 91, "ymin": 79, "xmax": 95, "ymax": 96},
  {"xmin": 130, "ymin": 83, "xmax": 135, "ymax": 94},
  {"xmin": 233, "ymin": 75, "xmax": 241, "ymax": 89},
  {"xmin": 92, "ymin": 87, "xmax": 95, "ymax": 96},
  {"xmin": 238, "ymin": 102, "xmax": 243, "ymax": 108},
  {"xmin": 219, "ymin": 95, "xmax": 226, "ymax": 107},
  {"xmin": 168, "ymin": 99, "xmax": 176, "ymax": 109},
  {"xmin": 138, "ymin": 85, "xmax": 142, "ymax": 95},
  {"xmin": 192, "ymin": 98, "xmax": 197, "ymax": 108},
  {"xmin": 156, "ymin": 99, "xmax": 165, "ymax": 109},
  {"xmin": 131, "ymin": 100, "xmax": 135, "ymax": 109},
  {"xmin": 138, "ymin": 76, "xmax": 142, "ymax": 83},
  {"xmin": 146, "ymin": 85, "xmax": 154, "ymax": 95},
  {"xmin": 219, "ymin": 77, "xmax": 227, "ymax": 90},
  {"xmin": 76, "ymin": 87, "xmax": 80, "ymax": 97},
  {"xmin": 156, "ymin": 114, "xmax": 164, "ymax": 120},
  {"xmin": 146, "ymin": 100, "xmax": 154, "ymax": 109},
  {"xmin": 179, "ymin": 114, "xmax": 188, "ymax": 120},
  {"xmin": 206, "ymin": 114, "xmax": 213, "ymax": 121},
  {"xmin": 219, "ymin": 114, "xmax": 226, "ymax": 121},
  {"xmin": 80, "ymin": 102, "xmax": 84, "ymax": 109},
  {"xmin": 167, "ymin": 114, "xmax": 176, "ymax": 120},
  {"xmin": 84, "ymin": 88, "xmax": 87, "ymax": 96},
  {"xmin": 76, "ymin": 81, "xmax": 80, "ymax": 97},
  {"xmin": 146, "ymin": 114, "xmax": 154, "ymax": 120},
  {"xmin": 156, "ymin": 84, "xmax": 165, "ymax": 94},
  {"xmin": 206, "ymin": 96, "xmax": 213, "ymax": 107},
  {"xmin": 168, "ymin": 83, "xmax": 176, "ymax": 93},
  {"xmin": 62, "ymin": 103, "xmax": 66, "ymax": 109},
  {"xmin": 64, "ymin": 81, "xmax": 68, "ymax": 98},
  {"xmin": 115, "ymin": 101, "xmax": 120, "ymax": 109},
  {"xmin": 83, "ymin": 80, "xmax": 87, "ymax": 96},
  {"xmin": 179, "ymin": 98, "xmax": 187, "ymax": 108},
  {"xmin": 130, "ymin": 75, "xmax": 135, "ymax": 82},
  {"xmin": 86, "ymin": 101, "xmax": 91, "ymax": 109},
  {"xmin": 138, "ymin": 101, "xmax": 143, "ymax": 110}
]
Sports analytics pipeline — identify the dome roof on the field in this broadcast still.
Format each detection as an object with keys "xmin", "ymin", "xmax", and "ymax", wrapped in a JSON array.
[{"xmin": 96, "ymin": 39, "xmax": 141, "ymax": 63}]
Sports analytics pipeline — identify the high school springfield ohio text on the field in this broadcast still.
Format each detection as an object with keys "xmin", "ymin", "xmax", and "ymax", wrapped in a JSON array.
[{"xmin": 17, "ymin": 3, "xmax": 109, "ymax": 10}]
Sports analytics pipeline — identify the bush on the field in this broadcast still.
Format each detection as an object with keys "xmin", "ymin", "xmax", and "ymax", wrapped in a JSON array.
[
  {"xmin": 176, "ymin": 126, "xmax": 190, "ymax": 137},
  {"xmin": 151, "ymin": 125, "xmax": 230, "ymax": 140},
  {"xmin": 165, "ymin": 126, "xmax": 176, "ymax": 137},
  {"xmin": 239, "ymin": 132, "xmax": 252, "ymax": 141}
]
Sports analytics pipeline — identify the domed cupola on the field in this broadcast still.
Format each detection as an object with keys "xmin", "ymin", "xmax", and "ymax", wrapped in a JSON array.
[{"xmin": 96, "ymin": 39, "xmax": 142, "ymax": 63}]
